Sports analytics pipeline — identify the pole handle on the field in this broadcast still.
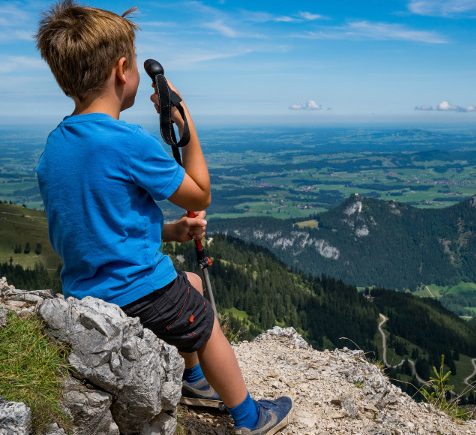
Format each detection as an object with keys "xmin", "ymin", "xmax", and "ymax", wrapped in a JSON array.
[{"xmin": 187, "ymin": 211, "xmax": 213, "ymax": 269}]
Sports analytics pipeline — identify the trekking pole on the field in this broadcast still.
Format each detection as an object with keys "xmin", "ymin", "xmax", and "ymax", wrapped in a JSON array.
[{"xmin": 144, "ymin": 59, "xmax": 218, "ymax": 318}]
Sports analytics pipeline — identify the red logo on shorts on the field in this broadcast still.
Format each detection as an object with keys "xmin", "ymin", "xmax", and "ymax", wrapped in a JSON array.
[{"xmin": 189, "ymin": 314, "xmax": 195, "ymax": 324}]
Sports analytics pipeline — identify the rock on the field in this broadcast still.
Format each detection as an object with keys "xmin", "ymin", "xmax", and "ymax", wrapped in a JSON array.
[
  {"xmin": 255, "ymin": 326, "xmax": 311, "ymax": 349},
  {"xmin": 39, "ymin": 296, "xmax": 184, "ymax": 435},
  {"xmin": 0, "ymin": 306, "xmax": 6, "ymax": 327},
  {"xmin": 44, "ymin": 422, "xmax": 67, "ymax": 435},
  {"xmin": 0, "ymin": 277, "xmax": 53, "ymax": 317},
  {"xmin": 0, "ymin": 277, "xmax": 15, "ymax": 294},
  {"xmin": 0, "ymin": 399, "xmax": 32, "ymax": 434},
  {"xmin": 61, "ymin": 377, "xmax": 119, "ymax": 435},
  {"xmin": 141, "ymin": 411, "xmax": 177, "ymax": 435}
]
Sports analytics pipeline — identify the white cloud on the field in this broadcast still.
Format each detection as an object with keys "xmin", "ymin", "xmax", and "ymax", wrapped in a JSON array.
[
  {"xmin": 0, "ymin": 5, "xmax": 30, "ymax": 26},
  {"xmin": 299, "ymin": 11, "xmax": 326, "ymax": 21},
  {"xmin": 137, "ymin": 46, "xmax": 256, "ymax": 69},
  {"xmin": 415, "ymin": 101, "xmax": 476, "ymax": 112},
  {"xmin": 0, "ymin": 56, "xmax": 46, "ymax": 74},
  {"xmin": 408, "ymin": 0, "xmax": 476, "ymax": 16},
  {"xmin": 0, "ymin": 30, "xmax": 33, "ymax": 43},
  {"xmin": 274, "ymin": 16, "xmax": 299, "ymax": 23},
  {"xmin": 296, "ymin": 20, "xmax": 447, "ymax": 44},
  {"xmin": 437, "ymin": 100, "xmax": 476, "ymax": 112},
  {"xmin": 175, "ymin": 48, "xmax": 253, "ymax": 65},
  {"xmin": 204, "ymin": 20, "xmax": 239, "ymax": 37},
  {"xmin": 137, "ymin": 21, "xmax": 177, "ymax": 28},
  {"xmin": 244, "ymin": 10, "xmax": 326, "ymax": 23},
  {"xmin": 289, "ymin": 100, "xmax": 323, "ymax": 111},
  {"xmin": 0, "ymin": 4, "xmax": 34, "ymax": 42}
]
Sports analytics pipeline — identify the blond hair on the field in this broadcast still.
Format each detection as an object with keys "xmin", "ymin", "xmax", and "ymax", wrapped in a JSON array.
[{"xmin": 36, "ymin": 0, "xmax": 137, "ymax": 101}]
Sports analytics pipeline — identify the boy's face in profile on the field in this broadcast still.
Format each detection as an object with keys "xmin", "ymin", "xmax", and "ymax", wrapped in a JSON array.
[{"xmin": 121, "ymin": 51, "xmax": 140, "ymax": 111}]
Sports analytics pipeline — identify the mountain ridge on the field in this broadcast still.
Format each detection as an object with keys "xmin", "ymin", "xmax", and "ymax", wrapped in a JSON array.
[{"xmin": 210, "ymin": 194, "xmax": 476, "ymax": 290}]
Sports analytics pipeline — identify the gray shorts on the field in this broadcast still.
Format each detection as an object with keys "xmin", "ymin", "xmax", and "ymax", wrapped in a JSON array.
[{"xmin": 121, "ymin": 271, "xmax": 215, "ymax": 353}]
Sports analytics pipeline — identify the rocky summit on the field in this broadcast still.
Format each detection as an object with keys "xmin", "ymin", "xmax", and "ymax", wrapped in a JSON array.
[
  {"xmin": 180, "ymin": 327, "xmax": 476, "ymax": 434},
  {"xmin": 1, "ymin": 278, "xmax": 476, "ymax": 434}
]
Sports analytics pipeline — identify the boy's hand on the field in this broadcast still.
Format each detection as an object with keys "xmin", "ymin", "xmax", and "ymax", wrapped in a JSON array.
[
  {"xmin": 171, "ymin": 210, "xmax": 207, "ymax": 243},
  {"xmin": 150, "ymin": 81, "xmax": 184, "ymax": 125}
]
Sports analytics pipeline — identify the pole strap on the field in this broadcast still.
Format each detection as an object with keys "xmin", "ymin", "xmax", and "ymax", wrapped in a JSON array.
[{"xmin": 153, "ymin": 74, "xmax": 190, "ymax": 149}]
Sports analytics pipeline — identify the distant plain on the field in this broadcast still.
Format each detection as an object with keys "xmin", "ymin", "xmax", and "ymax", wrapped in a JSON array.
[{"xmin": 1, "ymin": 125, "xmax": 475, "ymax": 219}]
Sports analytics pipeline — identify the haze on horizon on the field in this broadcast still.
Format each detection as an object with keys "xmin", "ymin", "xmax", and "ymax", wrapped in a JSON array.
[{"xmin": 0, "ymin": 0, "xmax": 475, "ymax": 126}]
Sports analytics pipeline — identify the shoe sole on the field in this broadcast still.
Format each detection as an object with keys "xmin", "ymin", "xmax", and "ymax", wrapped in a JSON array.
[
  {"xmin": 180, "ymin": 396, "xmax": 226, "ymax": 411},
  {"xmin": 264, "ymin": 401, "xmax": 294, "ymax": 435}
]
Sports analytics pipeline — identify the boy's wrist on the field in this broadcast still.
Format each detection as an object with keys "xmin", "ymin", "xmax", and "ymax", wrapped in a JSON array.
[
  {"xmin": 172, "ymin": 105, "xmax": 186, "ymax": 127},
  {"xmin": 163, "ymin": 223, "xmax": 179, "ymax": 243}
]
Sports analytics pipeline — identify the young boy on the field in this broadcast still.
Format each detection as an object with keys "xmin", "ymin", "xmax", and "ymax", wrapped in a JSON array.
[{"xmin": 35, "ymin": 1, "xmax": 293, "ymax": 433}]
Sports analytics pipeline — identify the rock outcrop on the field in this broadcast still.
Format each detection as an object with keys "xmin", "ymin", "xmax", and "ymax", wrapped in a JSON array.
[{"xmin": 0, "ymin": 278, "xmax": 183, "ymax": 435}]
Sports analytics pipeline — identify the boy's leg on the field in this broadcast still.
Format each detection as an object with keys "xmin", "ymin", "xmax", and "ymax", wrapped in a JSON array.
[
  {"xmin": 197, "ymin": 317, "xmax": 247, "ymax": 407},
  {"xmin": 187, "ymin": 272, "xmax": 294, "ymax": 433},
  {"xmin": 180, "ymin": 272, "xmax": 204, "ymax": 369}
]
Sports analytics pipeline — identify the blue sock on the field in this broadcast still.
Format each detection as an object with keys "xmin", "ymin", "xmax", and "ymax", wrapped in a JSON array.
[
  {"xmin": 228, "ymin": 392, "xmax": 260, "ymax": 429},
  {"xmin": 183, "ymin": 363, "xmax": 205, "ymax": 384}
]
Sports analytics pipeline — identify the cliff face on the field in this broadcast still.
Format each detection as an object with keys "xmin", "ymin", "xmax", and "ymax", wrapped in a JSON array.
[{"xmin": 1, "ymin": 279, "xmax": 475, "ymax": 435}]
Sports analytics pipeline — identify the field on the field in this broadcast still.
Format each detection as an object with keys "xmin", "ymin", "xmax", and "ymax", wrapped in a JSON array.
[
  {"xmin": 0, "ymin": 126, "xmax": 50, "ymax": 210},
  {"xmin": 0, "ymin": 202, "xmax": 60, "ymax": 271},
  {"xmin": 413, "ymin": 282, "xmax": 476, "ymax": 318},
  {"xmin": 1, "ymin": 126, "xmax": 476, "ymax": 220}
]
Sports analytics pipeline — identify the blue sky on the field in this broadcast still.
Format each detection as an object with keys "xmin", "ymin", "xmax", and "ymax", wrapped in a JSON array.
[{"xmin": 0, "ymin": 0, "xmax": 475, "ymax": 126}]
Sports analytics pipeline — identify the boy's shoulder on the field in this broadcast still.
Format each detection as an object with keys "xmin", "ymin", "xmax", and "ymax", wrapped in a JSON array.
[{"xmin": 49, "ymin": 113, "xmax": 158, "ymax": 145}]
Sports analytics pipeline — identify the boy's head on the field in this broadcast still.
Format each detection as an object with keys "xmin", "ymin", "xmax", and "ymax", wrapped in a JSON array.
[{"xmin": 36, "ymin": 0, "xmax": 138, "ymax": 104}]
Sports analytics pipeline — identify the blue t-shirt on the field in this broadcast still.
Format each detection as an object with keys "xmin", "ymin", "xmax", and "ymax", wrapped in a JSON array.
[{"xmin": 36, "ymin": 113, "xmax": 185, "ymax": 307}]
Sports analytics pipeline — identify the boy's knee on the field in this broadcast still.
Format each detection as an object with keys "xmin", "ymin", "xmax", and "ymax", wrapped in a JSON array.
[{"xmin": 185, "ymin": 272, "xmax": 203, "ymax": 295}]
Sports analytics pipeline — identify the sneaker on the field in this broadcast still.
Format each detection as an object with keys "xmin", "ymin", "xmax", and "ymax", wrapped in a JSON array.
[
  {"xmin": 234, "ymin": 396, "xmax": 294, "ymax": 435},
  {"xmin": 181, "ymin": 378, "xmax": 225, "ymax": 411}
]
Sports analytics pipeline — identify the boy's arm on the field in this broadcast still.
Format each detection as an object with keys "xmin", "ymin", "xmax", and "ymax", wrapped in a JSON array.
[
  {"xmin": 151, "ymin": 87, "xmax": 211, "ymax": 211},
  {"xmin": 162, "ymin": 211, "xmax": 207, "ymax": 243}
]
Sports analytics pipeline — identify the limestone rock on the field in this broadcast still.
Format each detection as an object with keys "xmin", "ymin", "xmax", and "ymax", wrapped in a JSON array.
[
  {"xmin": 39, "ymin": 296, "xmax": 184, "ymax": 434},
  {"xmin": 62, "ymin": 377, "xmax": 119, "ymax": 435},
  {"xmin": 256, "ymin": 326, "xmax": 311, "ymax": 349},
  {"xmin": 44, "ymin": 422, "xmax": 67, "ymax": 435},
  {"xmin": 0, "ymin": 306, "xmax": 6, "ymax": 327},
  {"xmin": 0, "ymin": 276, "xmax": 53, "ymax": 317},
  {"xmin": 0, "ymin": 399, "xmax": 32, "ymax": 434}
]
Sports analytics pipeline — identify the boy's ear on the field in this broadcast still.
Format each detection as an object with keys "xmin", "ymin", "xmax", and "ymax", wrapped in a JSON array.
[{"xmin": 116, "ymin": 57, "xmax": 128, "ymax": 84}]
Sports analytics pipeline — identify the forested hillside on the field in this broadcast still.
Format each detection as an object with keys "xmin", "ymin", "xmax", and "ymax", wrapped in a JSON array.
[{"xmin": 210, "ymin": 194, "xmax": 476, "ymax": 290}]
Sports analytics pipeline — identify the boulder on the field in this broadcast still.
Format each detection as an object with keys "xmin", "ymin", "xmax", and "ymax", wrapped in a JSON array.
[
  {"xmin": 38, "ymin": 296, "xmax": 184, "ymax": 434},
  {"xmin": 0, "ymin": 399, "xmax": 32, "ymax": 434},
  {"xmin": 61, "ymin": 377, "xmax": 119, "ymax": 435}
]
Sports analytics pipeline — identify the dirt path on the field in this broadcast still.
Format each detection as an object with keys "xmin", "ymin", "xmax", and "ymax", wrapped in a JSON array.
[
  {"xmin": 378, "ymin": 313, "xmax": 428, "ymax": 385},
  {"xmin": 464, "ymin": 358, "xmax": 476, "ymax": 386}
]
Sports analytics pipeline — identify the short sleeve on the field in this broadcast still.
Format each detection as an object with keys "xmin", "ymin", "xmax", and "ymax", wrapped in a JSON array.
[{"xmin": 127, "ymin": 126, "xmax": 185, "ymax": 201}]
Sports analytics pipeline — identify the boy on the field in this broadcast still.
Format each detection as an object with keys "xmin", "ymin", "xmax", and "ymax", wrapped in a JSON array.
[{"xmin": 35, "ymin": 1, "xmax": 293, "ymax": 434}]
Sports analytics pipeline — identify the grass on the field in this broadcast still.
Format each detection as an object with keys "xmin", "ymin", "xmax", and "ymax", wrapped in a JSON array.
[
  {"xmin": 0, "ymin": 311, "xmax": 73, "ymax": 434},
  {"xmin": 452, "ymin": 354, "xmax": 476, "ymax": 392},
  {"xmin": 413, "ymin": 281, "xmax": 476, "ymax": 319},
  {"xmin": 294, "ymin": 219, "xmax": 319, "ymax": 229},
  {"xmin": 0, "ymin": 202, "xmax": 60, "ymax": 270}
]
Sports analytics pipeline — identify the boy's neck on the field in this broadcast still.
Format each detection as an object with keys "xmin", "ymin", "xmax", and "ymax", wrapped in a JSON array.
[{"xmin": 73, "ymin": 91, "xmax": 121, "ymax": 119}]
